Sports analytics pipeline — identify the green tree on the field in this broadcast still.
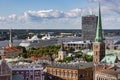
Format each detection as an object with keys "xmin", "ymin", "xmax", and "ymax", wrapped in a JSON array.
[
  {"xmin": 62, "ymin": 57, "xmax": 74, "ymax": 62},
  {"xmin": 16, "ymin": 46, "xmax": 27, "ymax": 53},
  {"xmin": 81, "ymin": 54, "xmax": 93, "ymax": 62},
  {"xmin": 67, "ymin": 47, "xmax": 75, "ymax": 53}
]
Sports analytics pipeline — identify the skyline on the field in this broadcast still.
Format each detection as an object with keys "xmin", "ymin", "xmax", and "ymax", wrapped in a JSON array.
[{"xmin": 0, "ymin": 0, "xmax": 120, "ymax": 29}]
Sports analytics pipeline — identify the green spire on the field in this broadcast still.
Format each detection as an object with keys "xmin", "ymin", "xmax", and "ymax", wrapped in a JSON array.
[
  {"xmin": 9, "ymin": 29, "xmax": 13, "ymax": 44},
  {"xmin": 95, "ymin": 2, "xmax": 103, "ymax": 43}
]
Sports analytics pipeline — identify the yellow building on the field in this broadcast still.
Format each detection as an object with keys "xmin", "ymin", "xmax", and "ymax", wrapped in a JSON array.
[
  {"xmin": 55, "ymin": 43, "xmax": 66, "ymax": 61},
  {"xmin": 46, "ymin": 62, "xmax": 94, "ymax": 80}
]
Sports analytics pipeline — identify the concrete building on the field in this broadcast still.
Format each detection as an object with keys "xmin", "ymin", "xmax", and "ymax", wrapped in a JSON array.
[{"xmin": 82, "ymin": 15, "xmax": 98, "ymax": 42}]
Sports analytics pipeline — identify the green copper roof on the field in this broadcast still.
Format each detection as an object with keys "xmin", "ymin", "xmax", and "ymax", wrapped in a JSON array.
[
  {"xmin": 101, "ymin": 55, "xmax": 116, "ymax": 64},
  {"xmin": 86, "ymin": 50, "xmax": 120, "ymax": 56},
  {"xmin": 106, "ymin": 50, "xmax": 120, "ymax": 55},
  {"xmin": 95, "ymin": 3, "xmax": 103, "ymax": 43},
  {"xmin": 9, "ymin": 29, "xmax": 13, "ymax": 43}
]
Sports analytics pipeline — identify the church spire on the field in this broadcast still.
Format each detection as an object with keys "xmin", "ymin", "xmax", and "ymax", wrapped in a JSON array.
[
  {"xmin": 95, "ymin": 2, "xmax": 103, "ymax": 43},
  {"xmin": 93, "ymin": 2, "xmax": 105, "ymax": 63},
  {"xmin": 9, "ymin": 29, "xmax": 13, "ymax": 47}
]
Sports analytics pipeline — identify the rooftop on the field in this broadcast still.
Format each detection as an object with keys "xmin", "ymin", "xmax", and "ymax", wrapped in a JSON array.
[
  {"xmin": 47, "ymin": 62, "xmax": 94, "ymax": 69},
  {"xmin": 63, "ymin": 41, "xmax": 91, "ymax": 44},
  {"xmin": 114, "ymin": 41, "xmax": 120, "ymax": 45},
  {"xmin": 96, "ymin": 64, "xmax": 120, "ymax": 76},
  {"xmin": 11, "ymin": 64, "xmax": 43, "ymax": 70}
]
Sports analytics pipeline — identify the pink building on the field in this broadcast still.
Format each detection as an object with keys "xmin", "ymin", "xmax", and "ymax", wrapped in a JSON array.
[
  {"xmin": 0, "ymin": 60, "xmax": 12, "ymax": 80},
  {"xmin": 12, "ymin": 64, "xmax": 44, "ymax": 80}
]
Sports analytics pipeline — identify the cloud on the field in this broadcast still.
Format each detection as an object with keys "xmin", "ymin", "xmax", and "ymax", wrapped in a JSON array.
[
  {"xmin": 0, "ymin": 2, "xmax": 120, "ymax": 29},
  {"xmin": 87, "ymin": 0, "xmax": 120, "ymax": 29},
  {"xmin": 0, "ymin": 9, "xmax": 82, "ymax": 22},
  {"xmin": 65, "ymin": 8, "xmax": 82, "ymax": 17},
  {"xmin": 89, "ymin": 0, "xmax": 120, "ymax": 14},
  {"xmin": 0, "ymin": 9, "xmax": 82, "ymax": 29}
]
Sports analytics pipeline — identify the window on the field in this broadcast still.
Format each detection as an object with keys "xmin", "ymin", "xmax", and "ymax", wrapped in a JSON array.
[
  {"xmin": 26, "ymin": 77, "xmax": 29, "ymax": 80},
  {"xmin": 58, "ymin": 70, "xmax": 61, "ymax": 75},
  {"xmin": 35, "ymin": 77, "xmax": 40, "ymax": 80},
  {"xmin": 67, "ymin": 71, "xmax": 69, "ymax": 76},
  {"xmin": 96, "ymin": 52, "xmax": 97, "ymax": 55},
  {"xmin": 63, "ymin": 71, "xmax": 65, "ymax": 76},
  {"xmin": 96, "ymin": 59, "xmax": 98, "ymax": 62},
  {"xmin": 79, "ymin": 74, "xmax": 84, "ymax": 78}
]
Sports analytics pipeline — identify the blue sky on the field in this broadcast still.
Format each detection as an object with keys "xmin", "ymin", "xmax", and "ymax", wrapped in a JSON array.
[
  {"xmin": 0, "ymin": 0, "xmax": 120, "ymax": 29},
  {"xmin": 0, "ymin": 0, "xmax": 95, "ymax": 16}
]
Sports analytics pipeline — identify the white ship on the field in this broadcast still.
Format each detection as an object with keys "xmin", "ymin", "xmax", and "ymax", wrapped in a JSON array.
[
  {"xmin": 19, "ymin": 34, "xmax": 58, "ymax": 48},
  {"xmin": 41, "ymin": 34, "xmax": 54, "ymax": 40}
]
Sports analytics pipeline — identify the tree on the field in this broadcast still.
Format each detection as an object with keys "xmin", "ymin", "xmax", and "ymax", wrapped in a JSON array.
[
  {"xmin": 24, "ymin": 45, "xmax": 60, "ymax": 58},
  {"xmin": 16, "ymin": 46, "xmax": 27, "ymax": 53},
  {"xmin": 61, "ymin": 57, "xmax": 74, "ymax": 62},
  {"xmin": 81, "ymin": 54, "xmax": 93, "ymax": 62},
  {"xmin": 67, "ymin": 47, "xmax": 75, "ymax": 53}
]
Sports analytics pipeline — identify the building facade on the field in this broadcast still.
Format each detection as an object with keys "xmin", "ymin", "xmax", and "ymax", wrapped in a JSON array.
[
  {"xmin": 0, "ymin": 60, "xmax": 12, "ymax": 80},
  {"xmin": 63, "ymin": 41, "xmax": 92, "ymax": 50},
  {"xmin": 12, "ymin": 64, "xmax": 44, "ymax": 80},
  {"xmin": 82, "ymin": 15, "xmax": 98, "ymax": 42},
  {"xmin": 93, "ymin": 3, "xmax": 120, "ymax": 80},
  {"xmin": 55, "ymin": 43, "xmax": 66, "ymax": 61},
  {"xmin": 94, "ymin": 64, "xmax": 120, "ymax": 80},
  {"xmin": 46, "ymin": 62, "xmax": 94, "ymax": 80}
]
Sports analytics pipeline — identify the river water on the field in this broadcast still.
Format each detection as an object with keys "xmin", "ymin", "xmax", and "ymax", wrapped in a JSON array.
[{"xmin": 0, "ymin": 37, "xmax": 82, "ymax": 47}]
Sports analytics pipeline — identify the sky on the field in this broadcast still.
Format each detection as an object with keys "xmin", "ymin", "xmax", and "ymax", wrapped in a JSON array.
[{"xmin": 0, "ymin": 0, "xmax": 120, "ymax": 29}]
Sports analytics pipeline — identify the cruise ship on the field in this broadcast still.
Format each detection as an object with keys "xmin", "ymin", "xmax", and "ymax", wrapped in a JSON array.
[{"xmin": 19, "ymin": 34, "xmax": 58, "ymax": 48}]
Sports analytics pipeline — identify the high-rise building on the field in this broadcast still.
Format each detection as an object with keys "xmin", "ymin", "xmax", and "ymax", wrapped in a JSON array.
[
  {"xmin": 82, "ymin": 15, "xmax": 98, "ymax": 41},
  {"xmin": 93, "ymin": 3, "xmax": 105, "ymax": 64}
]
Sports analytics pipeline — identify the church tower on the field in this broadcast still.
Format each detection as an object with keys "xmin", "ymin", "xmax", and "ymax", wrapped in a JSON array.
[
  {"xmin": 93, "ymin": 3, "xmax": 105, "ymax": 63},
  {"xmin": 55, "ymin": 42, "xmax": 66, "ymax": 61},
  {"xmin": 8, "ymin": 29, "xmax": 13, "ymax": 48}
]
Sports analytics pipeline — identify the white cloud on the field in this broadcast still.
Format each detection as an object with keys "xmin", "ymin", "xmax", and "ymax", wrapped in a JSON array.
[
  {"xmin": 65, "ymin": 8, "xmax": 82, "ymax": 17},
  {"xmin": 88, "ymin": 0, "xmax": 120, "ymax": 29},
  {"xmin": 89, "ymin": 0, "xmax": 120, "ymax": 14},
  {"xmin": 0, "ymin": 9, "xmax": 82, "ymax": 29},
  {"xmin": 0, "ymin": 9, "xmax": 82, "ymax": 22},
  {"xmin": 0, "ymin": 3, "xmax": 120, "ymax": 29}
]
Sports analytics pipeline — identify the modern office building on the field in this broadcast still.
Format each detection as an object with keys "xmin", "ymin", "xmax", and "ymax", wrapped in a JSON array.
[{"xmin": 82, "ymin": 15, "xmax": 98, "ymax": 41}]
